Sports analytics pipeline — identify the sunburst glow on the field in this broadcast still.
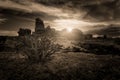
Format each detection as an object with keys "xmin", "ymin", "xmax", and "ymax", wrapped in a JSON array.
[
  {"xmin": 53, "ymin": 19, "xmax": 96, "ymax": 32},
  {"xmin": 67, "ymin": 28, "xmax": 72, "ymax": 32}
]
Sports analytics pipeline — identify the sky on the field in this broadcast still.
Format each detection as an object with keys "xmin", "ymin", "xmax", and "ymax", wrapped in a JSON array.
[{"xmin": 0, "ymin": 0, "xmax": 120, "ymax": 36}]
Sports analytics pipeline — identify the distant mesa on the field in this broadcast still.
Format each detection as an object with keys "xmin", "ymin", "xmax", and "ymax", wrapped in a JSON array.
[
  {"xmin": 35, "ymin": 18, "xmax": 45, "ymax": 34},
  {"xmin": 18, "ymin": 28, "xmax": 31, "ymax": 36},
  {"xmin": 18, "ymin": 18, "xmax": 55, "ymax": 37},
  {"xmin": 18, "ymin": 18, "xmax": 45, "ymax": 36}
]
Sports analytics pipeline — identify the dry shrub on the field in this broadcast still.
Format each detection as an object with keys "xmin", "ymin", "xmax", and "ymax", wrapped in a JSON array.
[{"xmin": 18, "ymin": 36, "xmax": 62, "ymax": 64}]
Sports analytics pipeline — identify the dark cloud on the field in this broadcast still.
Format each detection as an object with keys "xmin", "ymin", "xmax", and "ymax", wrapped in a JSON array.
[
  {"xmin": 82, "ymin": 0, "xmax": 120, "ymax": 21},
  {"xmin": 33, "ymin": 0, "xmax": 120, "ymax": 22},
  {"xmin": 1, "ymin": 0, "xmax": 120, "ymax": 22},
  {"xmin": 0, "ymin": 8, "xmax": 59, "ymax": 20}
]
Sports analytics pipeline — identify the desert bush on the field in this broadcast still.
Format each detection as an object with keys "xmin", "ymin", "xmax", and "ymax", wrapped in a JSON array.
[
  {"xmin": 73, "ymin": 42, "xmax": 120, "ymax": 55},
  {"xmin": 72, "ymin": 46, "xmax": 81, "ymax": 52},
  {"xmin": 17, "ymin": 36, "xmax": 62, "ymax": 64}
]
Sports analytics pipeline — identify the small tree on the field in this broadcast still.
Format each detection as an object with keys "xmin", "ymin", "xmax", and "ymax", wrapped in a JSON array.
[{"xmin": 17, "ymin": 35, "xmax": 62, "ymax": 64}]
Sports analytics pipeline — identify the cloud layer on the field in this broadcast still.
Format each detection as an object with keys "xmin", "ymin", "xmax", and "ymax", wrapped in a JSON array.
[{"xmin": 0, "ymin": 0, "xmax": 120, "ymax": 36}]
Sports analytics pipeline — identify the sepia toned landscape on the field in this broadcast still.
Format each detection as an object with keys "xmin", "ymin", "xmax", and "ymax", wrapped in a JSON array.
[{"xmin": 0, "ymin": 0, "xmax": 120, "ymax": 80}]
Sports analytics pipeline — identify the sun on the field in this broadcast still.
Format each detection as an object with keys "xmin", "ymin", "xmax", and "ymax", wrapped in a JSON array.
[{"xmin": 67, "ymin": 28, "xmax": 72, "ymax": 32}]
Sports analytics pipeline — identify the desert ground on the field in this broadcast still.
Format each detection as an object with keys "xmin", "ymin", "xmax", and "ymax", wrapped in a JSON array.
[{"xmin": 0, "ymin": 52, "xmax": 120, "ymax": 80}]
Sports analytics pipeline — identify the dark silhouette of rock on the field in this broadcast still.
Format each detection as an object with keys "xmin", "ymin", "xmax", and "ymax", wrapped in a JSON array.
[
  {"xmin": 35, "ymin": 18, "xmax": 45, "ymax": 34},
  {"xmin": 18, "ymin": 28, "xmax": 31, "ymax": 36}
]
